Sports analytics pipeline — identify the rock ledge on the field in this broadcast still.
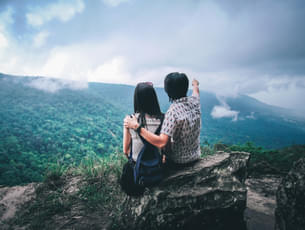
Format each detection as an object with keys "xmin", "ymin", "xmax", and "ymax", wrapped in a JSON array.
[{"xmin": 119, "ymin": 151, "xmax": 250, "ymax": 230}]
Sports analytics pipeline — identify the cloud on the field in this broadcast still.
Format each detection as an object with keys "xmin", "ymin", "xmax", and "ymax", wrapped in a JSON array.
[
  {"xmin": 250, "ymin": 79, "xmax": 305, "ymax": 115},
  {"xmin": 26, "ymin": 0, "xmax": 85, "ymax": 27},
  {"xmin": 0, "ymin": 7, "xmax": 13, "ymax": 50},
  {"xmin": 102, "ymin": 0, "xmax": 130, "ymax": 7},
  {"xmin": 0, "ymin": 33, "xmax": 8, "ymax": 49},
  {"xmin": 246, "ymin": 112, "xmax": 256, "ymax": 120},
  {"xmin": 26, "ymin": 77, "xmax": 87, "ymax": 93},
  {"xmin": 87, "ymin": 56, "xmax": 133, "ymax": 84},
  {"xmin": 0, "ymin": 0, "xmax": 305, "ymax": 115},
  {"xmin": 33, "ymin": 31, "xmax": 49, "ymax": 48},
  {"xmin": 211, "ymin": 105, "xmax": 239, "ymax": 121},
  {"xmin": 0, "ymin": 7, "xmax": 14, "ymax": 30},
  {"xmin": 211, "ymin": 96, "xmax": 239, "ymax": 121}
]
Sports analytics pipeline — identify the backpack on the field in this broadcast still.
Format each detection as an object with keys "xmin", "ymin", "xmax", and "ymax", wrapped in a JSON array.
[
  {"xmin": 131, "ymin": 116, "xmax": 164, "ymax": 187},
  {"xmin": 119, "ymin": 155, "xmax": 144, "ymax": 196}
]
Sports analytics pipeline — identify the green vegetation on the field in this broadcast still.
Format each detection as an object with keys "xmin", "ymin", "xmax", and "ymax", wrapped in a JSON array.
[
  {"xmin": 201, "ymin": 141, "xmax": 305, "ymax": 175},
  {"xmin": 1, "ymin": 73, "xmax": 305, "ymax": 186},
  {"xmin": 0, "ymin": 75, "xmax": 124, "ymax": 186},
  {"xmin": 227, "ymin": 142, "xmax": 305, "ymax": 175}
]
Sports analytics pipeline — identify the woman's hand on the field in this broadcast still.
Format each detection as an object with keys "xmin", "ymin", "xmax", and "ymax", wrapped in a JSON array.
[
  {"xmin": 123, "ymin": 115, "xmax": 130, "ymax": 129},
  {"xmin": 123, "ymin": 115, "xmax": 132, "ymax": 156},
  {"xmin": 124, "ymin": 115, "xmax": 139, "ymax": 130}
]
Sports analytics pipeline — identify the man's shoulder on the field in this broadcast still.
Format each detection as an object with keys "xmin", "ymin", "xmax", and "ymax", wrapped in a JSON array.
[
  {"xmin": 189, "ymin": 95, "xmax": 200, "ymax": 101},
  {"xmin": 166, "ymin": 103, "xmax": 177, "ymax": 113},
  {"xmin": 188, "ymin": 95, "xmax": 200, "ymax": 106}
]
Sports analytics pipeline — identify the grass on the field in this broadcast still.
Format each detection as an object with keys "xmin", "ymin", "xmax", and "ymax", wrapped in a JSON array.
[
  {"xmin": 75, "ymin": 152, "xmax": 127, "ymax": 211},
  {"xmin": 11, "ymin": 151, "xmax": 127, "ymax": 229}
]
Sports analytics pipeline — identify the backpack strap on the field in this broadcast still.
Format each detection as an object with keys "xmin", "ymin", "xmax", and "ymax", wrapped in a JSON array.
[
  {"xmin": 155, "ymin": 114, "xmax": 164, "ymax": 135},
  {"xmin": 138, "ymin": 114, "xmax": 164, "ymax": 144},
  {"xmin": 128, "ymin": 138, "xmax": 133, "ymax": 160},
  {"xmin": 134, "ymin": 143, "xmax": 147, "ymax": 184}
]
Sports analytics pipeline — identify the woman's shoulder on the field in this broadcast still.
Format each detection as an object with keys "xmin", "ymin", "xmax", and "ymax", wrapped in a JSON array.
[{"xmin": 144, "ymin": 115, "xmax": 163, "ymax": 128}]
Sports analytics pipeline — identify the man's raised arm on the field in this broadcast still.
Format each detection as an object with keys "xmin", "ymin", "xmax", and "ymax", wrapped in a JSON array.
[{"xmin": 192, "ymin": 79, "xmax": 199, "ymax": 97}]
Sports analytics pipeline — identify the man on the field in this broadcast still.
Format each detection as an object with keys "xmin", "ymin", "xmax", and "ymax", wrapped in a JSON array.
[{"xmin": 124, "ymin": 72, "xmax": 201, "ymax": 167}]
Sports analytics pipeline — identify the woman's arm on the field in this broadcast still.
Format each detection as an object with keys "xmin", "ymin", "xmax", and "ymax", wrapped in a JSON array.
[
  {"xmin": 123, "ymin": 117, "xmax": 131, "ymax": 157},
  {"xmin": 124, "ymin": 116, "xmax": 169, "ymax": 149}
]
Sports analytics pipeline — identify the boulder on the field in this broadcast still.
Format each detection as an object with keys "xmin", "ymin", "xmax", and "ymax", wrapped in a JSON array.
[
  {"xmin": 118, "ymin": 151, "xmax": 250, "ymax": 230},
  {"xmin": 275, "ymin": 158, "xmax": 305, "ymax": 230}
]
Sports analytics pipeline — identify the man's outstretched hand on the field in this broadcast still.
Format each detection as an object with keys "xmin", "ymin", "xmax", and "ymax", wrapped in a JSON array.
[
  {"xmin": 192, "ymin": 79, "xmax": 199, "ymax": 87},
  {"xmin": 192, "ymin": 79, "xmax": 200, "ymax": 97}
]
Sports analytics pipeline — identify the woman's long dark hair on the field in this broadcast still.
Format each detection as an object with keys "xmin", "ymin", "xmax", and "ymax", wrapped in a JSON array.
[{"xmin": 134, "ymin": 82, "xmax": 163, "ymax": 127}]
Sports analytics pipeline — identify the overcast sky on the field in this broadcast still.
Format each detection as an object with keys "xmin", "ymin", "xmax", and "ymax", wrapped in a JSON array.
[{"xmin": 0, "ymin": 0, "xmax": 305, "ymax": 115}]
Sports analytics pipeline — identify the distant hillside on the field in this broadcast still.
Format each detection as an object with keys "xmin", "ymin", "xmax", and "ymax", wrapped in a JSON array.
[{"xmin": 1, "ymin": 73, "xmax": 305, "ymax": 185}]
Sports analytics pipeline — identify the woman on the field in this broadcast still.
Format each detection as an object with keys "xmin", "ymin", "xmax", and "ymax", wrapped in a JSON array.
[{"xmin": 120, "ymin": 82, "xmax": 164, "ymax": 195}]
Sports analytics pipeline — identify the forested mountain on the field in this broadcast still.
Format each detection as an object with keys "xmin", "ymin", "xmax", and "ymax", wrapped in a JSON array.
[{"xmin": 1, "ymin": 73, "xmax": 305, "ymax": 185}]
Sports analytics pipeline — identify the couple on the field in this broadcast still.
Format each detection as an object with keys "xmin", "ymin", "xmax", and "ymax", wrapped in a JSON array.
[{"xmin": 122, "ymin": 72, "xmax": 201, "ymax": 194}]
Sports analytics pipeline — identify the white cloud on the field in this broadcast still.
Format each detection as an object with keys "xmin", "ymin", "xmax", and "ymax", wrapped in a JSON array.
[
  {"xmin": 27, "ymin": 77, "xmax": 87, "ymax": 93},
  {"xmin": 211, "ymin": 105, "xmax": 239, "ymax": 121},
  {"xmin": 211, "ymin": 96, "xmax": 239, "ymax": 121},
  {"xmin": 87, "ymin": 56, "xmax": 133, "ymax": 84},
  {"xmin": 0, "ymin": 7, "xmax": 14, "ymax": 30},
  {"xmin": 250, "ymin": 79, "xmax": 305, "ymax": 115},
  {"xmin": 132, "ymin": 66, "xmax": 193, "ymax": 87},
  {"xmin": 246, "ymin": 112, "xmax": 256, "ymax": 120},
  {"xmin": 0, "ymin": 0, "xmax": 304, "ymax": 115},
  {"xmin": 0, "ymin": 7, "xmax": 14, "ymax": 50},
  {"xmin": 41, "ymin": 49, "xmax": 70, "ymax": 77},
  {"xmin": 33, "ymin": 31, "xmax": 50, "ymax": 48},
  {"xmin": 102, "ymin": 0, "xmax": 130, "ymax": 7},
  {"xmin": 0, "ymin": 33, "xmax": 8, "ymax": 49},
  {"xmin": 26, "ymin": 0, "xmax": 85, "ymax": 27}
]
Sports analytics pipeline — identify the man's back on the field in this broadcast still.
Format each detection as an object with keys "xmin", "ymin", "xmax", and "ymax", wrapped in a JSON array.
[{"xmin": 161, "ymin": 95, "xmax": 201, "ymax": 164}]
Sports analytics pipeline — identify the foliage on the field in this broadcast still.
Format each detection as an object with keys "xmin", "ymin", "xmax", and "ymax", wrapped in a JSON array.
[
  {"xmin": 200, "ymin": 141, "xmax": 305, "ymax": 175},
  {"xmin": 44, "ymin": 162, "xmax": 65, "ymax": 182},
  {"xmin": 1, "ymin": 74, "xmax": 305, "ymax": 186},
  {"xmin": 227, "ymin": 142, "xmax": 305, "ymax": 175},
  {"xmin": 0, "ymin": 75, "xmax": 124, "ymax": 186}
]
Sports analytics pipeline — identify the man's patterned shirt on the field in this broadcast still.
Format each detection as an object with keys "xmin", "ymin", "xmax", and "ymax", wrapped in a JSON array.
[{"xmin": 161, "ymin": 95, "xmax": 201, "ymax": 163}]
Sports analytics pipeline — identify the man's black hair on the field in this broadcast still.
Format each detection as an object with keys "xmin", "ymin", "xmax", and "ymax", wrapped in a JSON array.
[{"xmin": 164, "ymin": 72, "xmax": 189, "ymax": 101}]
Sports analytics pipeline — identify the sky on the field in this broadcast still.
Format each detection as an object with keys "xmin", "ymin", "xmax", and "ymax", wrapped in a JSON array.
[{"xmin": 0, "ymin": 0, "xmax": 305, "ymax": 116}]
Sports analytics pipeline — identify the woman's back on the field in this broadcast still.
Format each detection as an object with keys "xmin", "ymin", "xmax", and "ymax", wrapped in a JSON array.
[{"xmin": 129, "ymin": 113, "xmax": 162, "ymax": 161}]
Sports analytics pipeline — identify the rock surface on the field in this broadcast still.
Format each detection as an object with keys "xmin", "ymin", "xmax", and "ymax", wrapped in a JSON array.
[
  {"xmin": 244, "ymin": 175, "xmax": 282, "ymax": 230},
  {"xmin": 0, "ymin": 183, "xmax": 37, "ymax": 229},
  {"xmin": 275, "ymin": 157, "xmax": 305, "ymax": 230},
  {"xmin": 119, "ymin": 151, "xmax": 250, "ymax": 230}
]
